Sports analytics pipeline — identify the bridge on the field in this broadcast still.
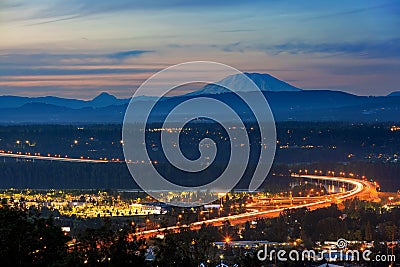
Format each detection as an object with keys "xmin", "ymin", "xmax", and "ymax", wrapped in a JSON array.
[{"xmin": 0, "ymin": 151, "xmax": 111, "ymax": 163}]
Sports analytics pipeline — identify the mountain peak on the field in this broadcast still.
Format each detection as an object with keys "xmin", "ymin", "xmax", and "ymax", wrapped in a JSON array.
[
  {"xmin": 388, "ymin": 91, "xmax": 400, "ymax": 97},
  {"xmin": 92, "ymin": 92, "xmax": 117, "ymax": 101},
  {"xmin": 243, "ymin": 72, "xmax": 273, "ymax": 78},
  {"xmin": 90, "ymin": 92, "xmax": 119, "ymax": 108},
  {"xmin": 241, "ymin": 72, "xmax": 301, "ymax": 92},
  {"xmin": 188, "ymin": 72, "xmax": 301, "ymax": 96}
]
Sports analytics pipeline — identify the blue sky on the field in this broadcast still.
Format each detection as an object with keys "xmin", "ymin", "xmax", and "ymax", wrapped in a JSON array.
[{"xmin": 0, "ymin": 0, "xmax": 399, "ymax": 98}]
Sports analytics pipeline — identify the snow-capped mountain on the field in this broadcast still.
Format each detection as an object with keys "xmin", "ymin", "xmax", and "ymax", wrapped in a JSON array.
[
  {"xmin": 388, "ymin": 91, "xmax": 400, "ymax": 97},
  {"xmin": 188, "ymin": 72, "xmax": 301, "ymax": 95}
]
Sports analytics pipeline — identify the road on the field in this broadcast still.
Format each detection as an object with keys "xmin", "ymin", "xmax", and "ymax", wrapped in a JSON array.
[
  {"xmin": 0, "ymin": 151, "xmax": 110, "ymax": 163},
  {"xmin": 0, "ymin": 151, "xmax": 379, "ymax": 238},
  {"xmin": 133, "ymin": 174, "xmax": 378, "ymax": 239}
]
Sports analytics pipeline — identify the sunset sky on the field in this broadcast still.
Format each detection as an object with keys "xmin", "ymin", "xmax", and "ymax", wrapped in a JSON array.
[{"xmin": 0, "ymin": 0, "xmax": 399, "ymax": 99}]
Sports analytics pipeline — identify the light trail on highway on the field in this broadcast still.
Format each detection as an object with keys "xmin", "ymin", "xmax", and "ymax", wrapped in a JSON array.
[
  {"xmin": 0, "ymin": 151, "xmax": 377, "ymax": 239},
  {"xmin": 133, "ymin": 174, "xmax": 376, "ymax": 239},
  {"xmin": 0, "ymin": 152, "xmax": 111, "ymax": 163}
]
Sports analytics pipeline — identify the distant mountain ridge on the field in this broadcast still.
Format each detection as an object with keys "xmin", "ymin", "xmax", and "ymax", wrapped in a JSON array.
[
  {"xmin": 0, "ymin": 92, "xmax": 129, "ymax": 109},
  {"xmin": 0, "ymin": 72, "xmax": 399, "ymax": 123},
  {"xmin": 0, "ymin": 72, "xmax": 301, "ymax": 109}
]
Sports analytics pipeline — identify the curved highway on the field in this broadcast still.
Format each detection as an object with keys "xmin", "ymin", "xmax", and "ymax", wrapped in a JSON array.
[
  {"xmin": 0, "ymin": 151, "xmax": 378, "ymax": 239},
  {"xmin": 133, "ymin": 174, "xmax": 378, "ymax": 238}
]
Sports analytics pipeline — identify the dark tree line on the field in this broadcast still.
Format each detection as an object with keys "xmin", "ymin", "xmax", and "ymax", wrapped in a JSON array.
[
  {"xmin": 0, "ymin": 205, "xmax": 147, "ymax": 267},
  {"xmin": 1, "ymin": 199, "xmax": 399, "ymax": 266},
  {"xmin": 1, "ymin": 121, "xmax": 399, "ymax": 164},
  {"xmin": 241, "ymin": 199, "xmax": 400, "ymax": 244},
  {"xmin": 0, "ymin": 161, "xmax": 137, "ymax": 189},
  {"xmin": 0, "ymin": 205, "xmax": 69, "ymax": 267}
]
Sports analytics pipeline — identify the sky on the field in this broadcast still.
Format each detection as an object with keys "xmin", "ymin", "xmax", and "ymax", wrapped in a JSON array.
[{"xmin": 0, "ymin": 0, "xmax": 399, "ymax": 99}]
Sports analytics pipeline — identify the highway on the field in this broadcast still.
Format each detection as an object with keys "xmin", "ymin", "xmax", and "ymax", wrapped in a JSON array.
[
  {"xmin": 0, "ymin": 151, "xmax": 379, "ymax": 239},
  {"xmin": 133, "ymin": 174, "xmax": 378, "ymax": 239},
  {"xmin": 0, "ymin": 151, "xmax": 111, "ymax": 163}
]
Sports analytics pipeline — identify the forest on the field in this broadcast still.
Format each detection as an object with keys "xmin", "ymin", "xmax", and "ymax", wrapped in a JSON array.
[
  {"xmin": 1, "ymin": 198, "xmax": 398, "ymax": 267},
  {"xmin": 0, "ymin": 122, "xmax": 399, "ymax": 191}
]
